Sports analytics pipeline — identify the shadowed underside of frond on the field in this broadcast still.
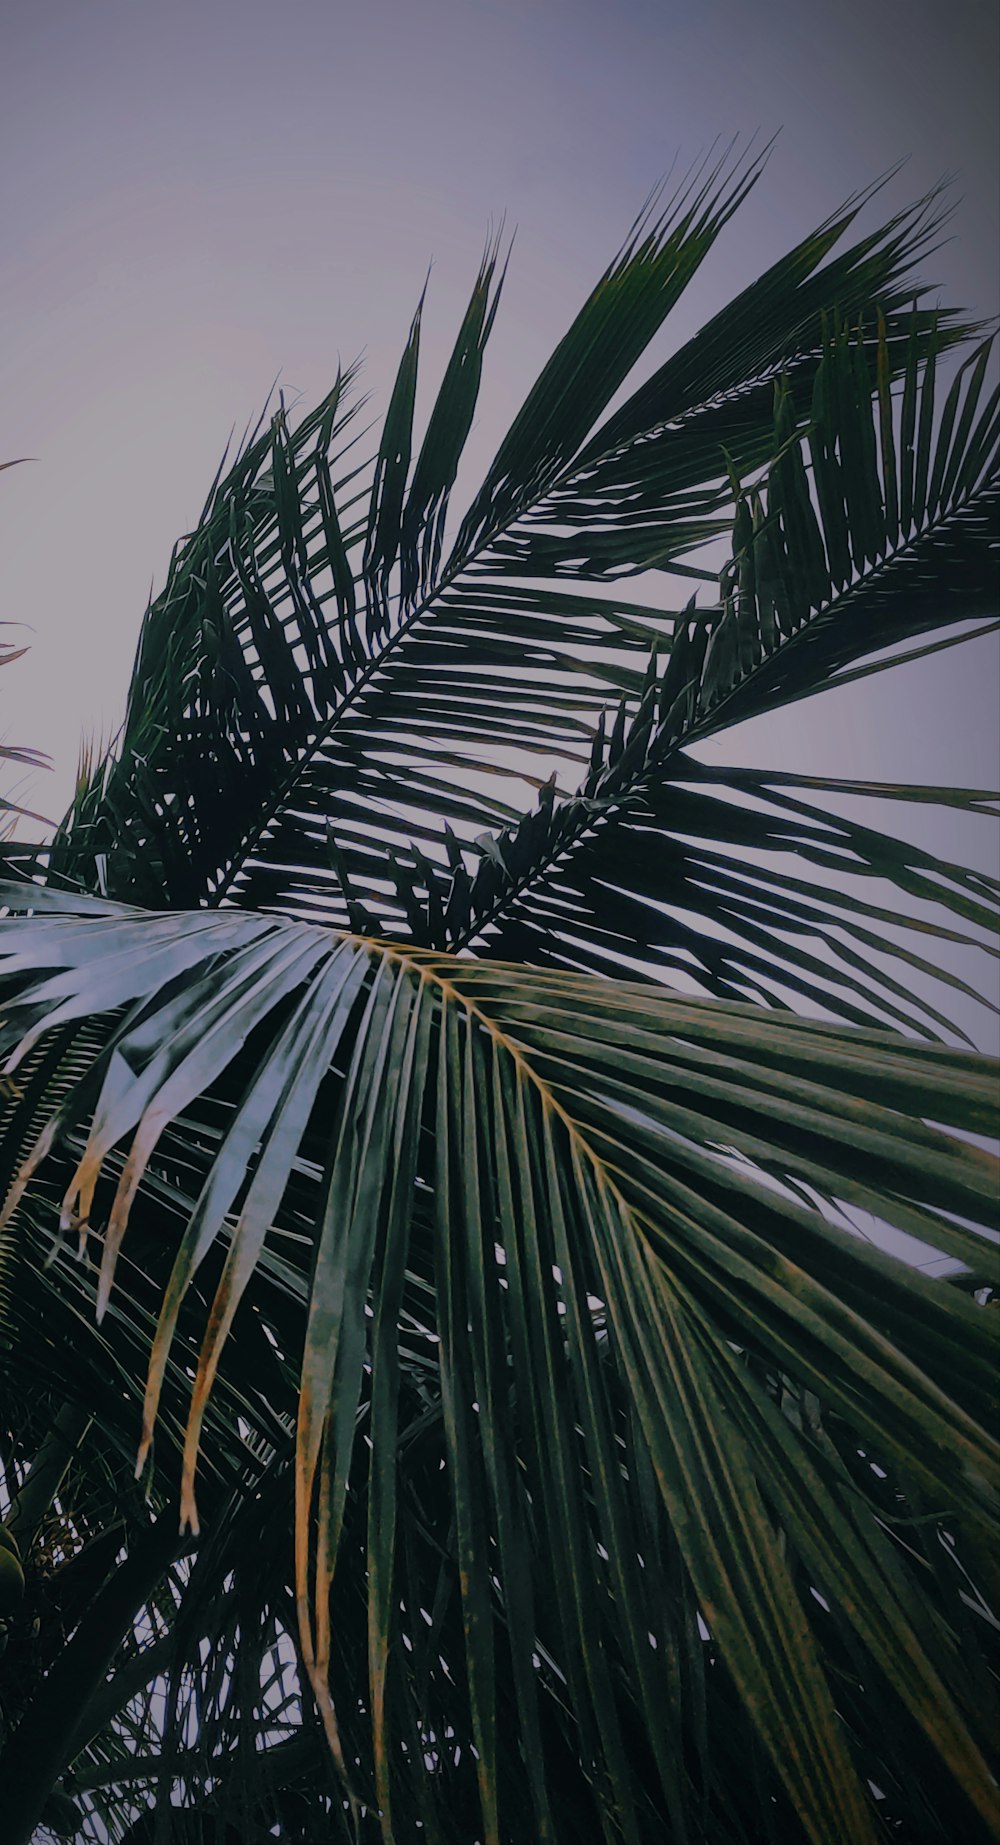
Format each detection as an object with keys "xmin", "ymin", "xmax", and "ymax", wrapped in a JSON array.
[{"xmin": 0, "ymin": 889, "xmax": 997, "ymax": 1844}]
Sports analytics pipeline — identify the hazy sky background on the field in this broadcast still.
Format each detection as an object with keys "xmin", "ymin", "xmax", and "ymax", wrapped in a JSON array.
[{"xmin": 2, "ymin": 0, "xmax": 998, "ymax": 1035}]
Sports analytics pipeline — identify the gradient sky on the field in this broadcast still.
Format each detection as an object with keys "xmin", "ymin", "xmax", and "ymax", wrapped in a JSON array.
[{"xmin": 2, "ymin": 0, "xmax": 998, "ymax": 1036}]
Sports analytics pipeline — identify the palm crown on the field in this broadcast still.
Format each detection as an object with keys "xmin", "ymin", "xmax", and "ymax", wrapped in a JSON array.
[{"xmin": 0, "ymin": 148, "xmax": 998, "ymax": 1845}]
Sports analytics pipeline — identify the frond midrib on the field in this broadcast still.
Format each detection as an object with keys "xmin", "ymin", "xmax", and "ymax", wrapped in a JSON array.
[
  {"xmin": 197, "ymin": 325, "xmax": 929, "ymax": 912},
  {"xmin": 455, "ymin": 469, "xmax": 1000, "ymax": 954}
]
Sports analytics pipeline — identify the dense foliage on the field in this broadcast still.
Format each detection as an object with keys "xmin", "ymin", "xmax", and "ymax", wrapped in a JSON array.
[{"xmin": 0, "ymin": 151, "xmax": 998, "ymax": 1843}]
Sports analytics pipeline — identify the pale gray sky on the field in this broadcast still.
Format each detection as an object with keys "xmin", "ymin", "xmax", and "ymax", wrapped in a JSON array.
[{"xmin": 2, "ymin": 0, "xmax": 998, "ymax": 1035}]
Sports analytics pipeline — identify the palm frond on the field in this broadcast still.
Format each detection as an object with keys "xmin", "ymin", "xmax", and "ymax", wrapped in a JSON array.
[
  {"xmin": 4, "ymin": 166, "xmax": 999, "ymax": 1845},
  {"xmin": 408, "ymin": 311, "xmax": 999, "ymax": 1028},
  {"xmin": 444, "ymin": 759, "xmax": 999, "ymax": 1035},
  {"xmin": 1, "ymin": 887, "xmax": 997, "ymax": 1843},
  {"xmin": 32, "ymin": 161, "xmax": 980, "ymax": 952}
]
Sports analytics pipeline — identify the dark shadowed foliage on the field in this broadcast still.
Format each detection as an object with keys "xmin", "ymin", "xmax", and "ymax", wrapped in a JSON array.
[{"xmin": 0, "ymin": 152, "xmax": 998, "ymax": 1844}]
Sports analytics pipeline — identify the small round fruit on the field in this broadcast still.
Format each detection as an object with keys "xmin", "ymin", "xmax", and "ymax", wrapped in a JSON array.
[
  {"xmin": 0, "ymin": 1545, "xmax": 24, "ymax": 1615},
  {"xmin": 0, "ymin": 1522, "xmax": 20, "ymax": 1562},
  {"xmin": 41, "ymin": 1787, "xmax": 82, "ymax": 1839}
]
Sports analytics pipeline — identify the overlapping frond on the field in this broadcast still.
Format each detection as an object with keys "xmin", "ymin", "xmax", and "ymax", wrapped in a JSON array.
[
  {"xmin": 0, "ymin": 889, "xmax": 997, "ymax": 1843},
  {"xmin": 400, "ymin": 308, "xmax": 1000, "ymax": 1029},
  {"xmin": 3, "ymin": 164, "xmax": 999, "ymax": 1845},
  {"xmin": 445, "ymin": 762, "xmax": 998, "ymax": 1034},
  {"xmin": 26, "ymin": 159, "xmax": 984, "ymax": 960}
]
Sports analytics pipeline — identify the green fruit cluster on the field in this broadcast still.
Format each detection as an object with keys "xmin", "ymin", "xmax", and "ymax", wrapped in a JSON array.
[
  {"xmin": 41, "ymin": 1785, "xmax": 83, "ymax": 1839},
  {"xmin": 0, "ymin": 1521, "xmax": 24, "ymax": 1616}
]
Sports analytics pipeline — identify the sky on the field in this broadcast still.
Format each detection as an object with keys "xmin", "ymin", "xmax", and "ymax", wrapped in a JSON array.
[{"xmin": 2, "ymin": 0, "xmax": 998, "ymax": 1036}]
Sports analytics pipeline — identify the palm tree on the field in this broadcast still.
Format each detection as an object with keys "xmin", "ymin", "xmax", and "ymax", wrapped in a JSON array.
[{"xmin": 0, "ymin": 148, "xmax": 997, "ymax": 1845}]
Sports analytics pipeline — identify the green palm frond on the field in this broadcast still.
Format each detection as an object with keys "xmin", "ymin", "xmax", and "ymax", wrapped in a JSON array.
[
  {"xmin": 0, "ymin": 888, "xmax": 997, "ymax": 1843},
  {"xmin": 2, "ymin": 161, "xmax": 999, "ymax": 1845},
  {"xmin": 408, "ymin": 309, "xmax": 999, "ymax": 1027},
  {"xmin": 27, "ymin": 157, "xmax": 980, "ymax": 946},
  {"xmin": 441, "ymin": 759, "xmax": 999, "ymax": 1034}
]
